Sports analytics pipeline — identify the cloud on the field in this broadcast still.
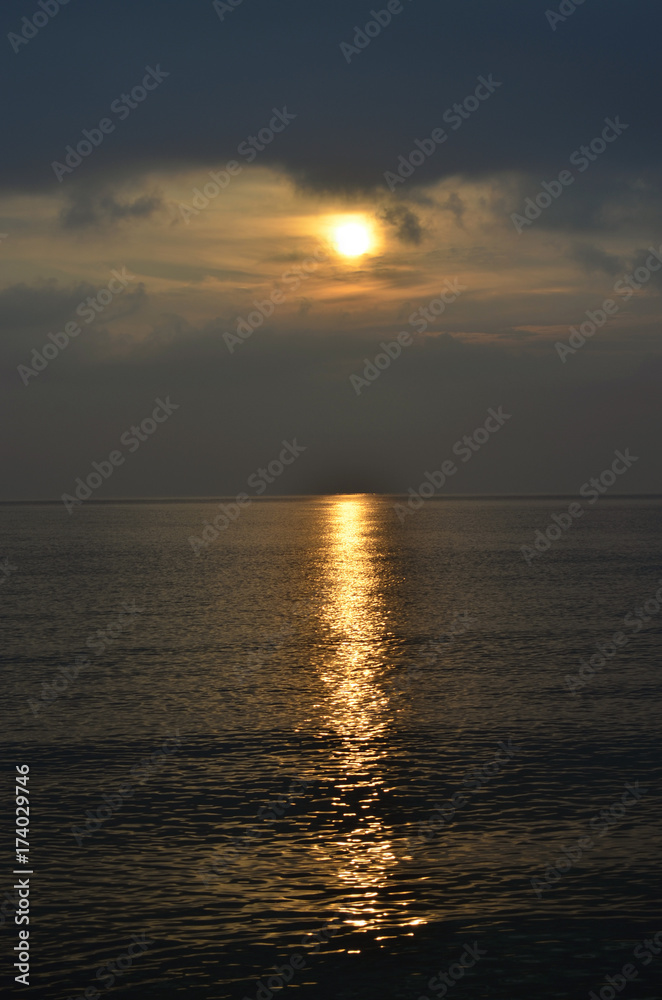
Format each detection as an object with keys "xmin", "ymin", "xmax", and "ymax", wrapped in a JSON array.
[
  {"xmin": 59, "ymin": 188, "xmax": 163, "ymax": 230},
  {"xmin": 439, "ymin": 192, "xmax": 465, "ymax": 228},
  {"xmin": 1, "ymin": 0, "xmax": 660, "ymax": 199},
  {"xmin": 569, "ymin": 243, "xmax": 624, "ymax": 276},
  {"xmin": 379, "ymin": 205, "xmax": 424, "ymax": 245}
]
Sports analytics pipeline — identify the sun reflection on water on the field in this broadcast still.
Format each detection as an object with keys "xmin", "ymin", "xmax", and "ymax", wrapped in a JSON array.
[
  {"xmin": 318, "ymin": 496, "xmax": 391, "ymax": 746},
  {"xmin": 310, "ymin": 496, "xmax": 421, "ymax": 931}
]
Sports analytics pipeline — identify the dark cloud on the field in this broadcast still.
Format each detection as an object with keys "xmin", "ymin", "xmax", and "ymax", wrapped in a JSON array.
[
  {"xmin": 60, "ymin": 189, "xmax": 163, "ymax": 229},
  {"xmin": 631, "ymin": 246, "xmax": 662, "ymax": 293},
  {"xmin": 504, "ymin": 172, "xmax": 662, "ymax": 236},
  {"xmin": 570, "ymin": 244, "xmax": 624, "ymax": 276},
  {"xmin": 379, "ymin": 205, "xmax": 424, "ymax": 245},
  {"xmin": 1, "ymin": 0, "xmax": 660, "ymax": 197},
  {"xmin": 439, "ymin": 192, "xmax": 465, "ymax": 228}
]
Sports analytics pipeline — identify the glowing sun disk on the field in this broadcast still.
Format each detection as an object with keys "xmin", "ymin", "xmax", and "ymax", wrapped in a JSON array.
[{"xmin": 334, "ymin": 222, "xmax": 371, "ymax": 257}]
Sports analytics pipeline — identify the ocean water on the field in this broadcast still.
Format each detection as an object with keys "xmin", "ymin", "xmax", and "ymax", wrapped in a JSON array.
[{"xmin": 2, "ymin": 497, "xmax": 661, "ymax": 1000}]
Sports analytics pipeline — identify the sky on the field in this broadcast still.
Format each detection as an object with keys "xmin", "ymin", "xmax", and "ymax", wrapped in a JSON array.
[{"xmin": 2, "ymin": 0, "xmax": 661, "ymax": 498}]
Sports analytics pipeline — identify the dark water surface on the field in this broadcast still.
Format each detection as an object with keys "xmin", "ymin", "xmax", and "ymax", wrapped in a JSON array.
[{"xmin": 2, "ymin": 497, "xmax": 661, "ymax": 999}]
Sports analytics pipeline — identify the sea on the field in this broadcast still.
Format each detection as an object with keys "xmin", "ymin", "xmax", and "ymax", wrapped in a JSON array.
[{"xmin": 1, "ymin": 496, "xmax": 661, "ymax": 1000}]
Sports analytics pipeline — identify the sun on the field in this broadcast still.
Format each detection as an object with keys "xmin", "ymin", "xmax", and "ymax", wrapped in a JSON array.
[{"xmin": 334, "ymin": 220, "xmax": 372, "ymax": 258}]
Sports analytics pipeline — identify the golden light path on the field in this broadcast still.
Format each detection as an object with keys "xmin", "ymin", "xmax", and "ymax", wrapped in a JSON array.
[
  {"xmin": 320, "ymin": 497, "xmax": 389, "ymax": 744},
  {"xmin": 311, "ymin": 496, "xmax": 425, "ymax": 934}
]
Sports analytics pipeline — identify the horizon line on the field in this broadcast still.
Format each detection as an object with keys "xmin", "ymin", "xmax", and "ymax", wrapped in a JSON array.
[{"xmin": 1, "ymin": 493, "xmax": 661, "ymax": 505}]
